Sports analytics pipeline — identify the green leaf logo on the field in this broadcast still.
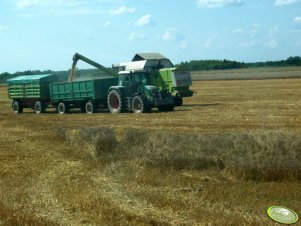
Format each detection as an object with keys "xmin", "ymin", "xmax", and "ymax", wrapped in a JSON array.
[{"xmin": 267, "ymin": 206, "xmax": 299, "ymax": 224}]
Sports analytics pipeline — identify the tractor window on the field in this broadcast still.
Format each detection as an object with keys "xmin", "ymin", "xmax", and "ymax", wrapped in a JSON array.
[
  {"xmin": 131, "ymin": 73, "xmax": 149, "ymax": 85},
  {"xmin": 120, "ymin": 75, "xmax": 130, "ymax": 86}
]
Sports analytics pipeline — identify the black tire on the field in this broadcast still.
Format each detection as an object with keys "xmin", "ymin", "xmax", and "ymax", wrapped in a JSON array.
[
  {"xmin": 107, "ymin": 89, "xmax": 126, "ymax": 114},
  {"xmin": 34, "ymin": 101, "xmax": 45, "ymax": 114},
  {"xmin": 57, "ymin": 102, "xmax": 69, "ymax": 114},
  {"xmin": 174, "ymin": 95, "xmax": 183, "ymax": 106},
  {"xmin": 131, "ymin": 95, "xmax": 151, "ymax": 113},
  {"xmin": 85, "ymin": 101, "xmax": 97, "ymax": 114},
  {"xmin": 12, "ymin": 101, "xmax": 23, "ymax": 114}
]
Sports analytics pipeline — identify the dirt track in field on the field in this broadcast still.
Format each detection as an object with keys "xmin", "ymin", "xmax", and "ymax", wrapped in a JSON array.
[{"xmin": 0, "ymin": 78, "xmax": 301, "ymax": 225}]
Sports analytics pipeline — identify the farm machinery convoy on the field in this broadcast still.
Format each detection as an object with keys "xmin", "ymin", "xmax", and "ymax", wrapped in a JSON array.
[{"xmin": 7, "ymin": 53, "xmax": 193, "ymax": 114}]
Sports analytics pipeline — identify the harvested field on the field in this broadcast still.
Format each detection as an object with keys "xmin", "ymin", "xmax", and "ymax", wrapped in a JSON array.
[{"xmin": 0, "ymin": 76, "xmax": 301, "ymax": 225}]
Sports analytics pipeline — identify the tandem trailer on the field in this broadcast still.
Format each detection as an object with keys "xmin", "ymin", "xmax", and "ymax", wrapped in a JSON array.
[{"xmin": 7, "ymin": 74, "xmax": 118, "ymax": 114}]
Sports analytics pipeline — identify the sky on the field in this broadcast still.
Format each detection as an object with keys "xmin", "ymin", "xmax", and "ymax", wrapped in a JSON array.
[{"xmin": 0, "ymin": 0, "xmax": 301, "ymax": 73}]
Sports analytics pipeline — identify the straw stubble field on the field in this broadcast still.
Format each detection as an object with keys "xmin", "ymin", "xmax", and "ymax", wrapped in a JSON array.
[{"xmin": 0, "ymin": 74, "xmax": 301, "ymax": 225}]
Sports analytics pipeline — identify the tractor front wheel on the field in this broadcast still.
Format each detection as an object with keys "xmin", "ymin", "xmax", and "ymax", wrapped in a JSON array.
[{"xmin": 131, "ymin": 95, "xmax": 151, "ymax": 113}]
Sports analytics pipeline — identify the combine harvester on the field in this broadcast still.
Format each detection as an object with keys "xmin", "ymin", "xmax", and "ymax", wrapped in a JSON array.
[
  {"xmin": 113, "ymin": 53, "xmax": 193, "ymax": 106},
  {"xmin": 7, "ymin": 53, "xmax": 175, "ymax": 114}
]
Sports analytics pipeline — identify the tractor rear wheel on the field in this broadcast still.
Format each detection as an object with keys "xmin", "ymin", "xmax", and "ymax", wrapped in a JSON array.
[
  {"xmin": 107, "ymin": 89, "xmax": 125, "ymax": 114},
  {"xmin": 34, "ymin": 101, "xmax": 45, "ymax": 114},
  {"xmin": 12, "ymin": 101, "xmax": 23, "ymax": 114},
  {"xmin": 131, "ymin": 95, "xmax": 151, "ymax": 113},
  {"xmin": 57, "ymin": 102, "xmax": 69, "ymax": 114},
  {"xmin": 85, "ymin": 101, "xmax": 97, "ymax": 114}
]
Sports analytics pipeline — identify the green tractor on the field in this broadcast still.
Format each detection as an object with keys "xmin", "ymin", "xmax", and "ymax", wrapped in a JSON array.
[
  {"xmin": 113, "ymin": 53, "xmax": 194, "ymax": 106},
  {"xmin": 70, "ymin": 53, "xmax": 175, "ymax": 113},
  {"xmin": 107, "ymin": 70, "xmax": 174, "ymax": 113}
]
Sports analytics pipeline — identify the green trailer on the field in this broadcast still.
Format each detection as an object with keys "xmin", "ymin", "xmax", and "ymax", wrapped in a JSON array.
[
  {"xmin": 7, "ymin": 74, "xmax": 57, "ymax": 114},
  {"xmin": 50, "ymin": 77, "xmax": 118, "ymax": 114}
]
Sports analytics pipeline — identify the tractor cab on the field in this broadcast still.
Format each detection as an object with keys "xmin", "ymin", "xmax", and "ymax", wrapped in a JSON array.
[
  {"xmin": 118, "ymin": 70, "xmax": 157, "ymax": 97},
  {"xmin": 118, "ymin": 70, "xmax": 150, "ymax": 87}
]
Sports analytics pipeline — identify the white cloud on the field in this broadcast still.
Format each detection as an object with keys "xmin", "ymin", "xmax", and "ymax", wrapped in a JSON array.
[
  {"xmin": 232, "ymin": 24, "xmax": 261, "ymax": 37},
  {"xmin": 15, "ymin": 1, "xmax": 108, "ymax": 16},
  {"xmin": 266, "ymin": 25, "xmax": 278, "ymax": 48},
  {"xmin": 135, "ymin": 14, "xmax": 155, "ymax": 26},
  {"xmin": 269, "ymin": 25, "xmax": 278, "ymax": 36},
  {"xmin": 204, "ymin": 37, "xmax": 213, "ymax": 47},
  {"xmin": 275, "ymin": 0, "xmax": 300, "ymax": 6},
  {"xmin": 16, "ymin": 0, "xmax": 89, "ymax": 9},
  {"xmin": 162, "ymin": 28, "xmax": 176, "ymax": 41},
  {"xmin": 293, "ymin": 16, "xmax": 301, "ymax": 24},
  {"xmin": 179, "ymin": 40, "xmax": 189, "ymax": 49},
  {"xmin": 0, "ymin": 25, "xmax": 8, "ymax": 31},
  {"xmin": 196, "ymin": 0, "xmax": 242, "ymax": 8},
  {"xmin": 110, "ymin": 6, "xmax": 135, "ymax": 15},
  {"xmin": 162, "ymin": 28, "xmax": 184, "ymax": 41},
  {"xmin": 266, "ymin": 39, "xmax": 278, "ymax": 48},
  {"xmin": 236, "ymin": 25, "xmax": 279, "ymax": 49},
  {"xmin": 127, "ymin": 32, "xmax": 145, "ymax": 41},
  {"xmin": 232, "ymin": 28, "xmax": 244, "ymax": 34},
  {"xmin": 162, "ymin": 28, "xmax": 188, "ymax": 49},
  {"xmin": 104, "ymin": 21, "xmax": 111, "ymax": 27},
  {"xmin": 16, "ymin": 0, "xmax": 41, "ymax": 8}
]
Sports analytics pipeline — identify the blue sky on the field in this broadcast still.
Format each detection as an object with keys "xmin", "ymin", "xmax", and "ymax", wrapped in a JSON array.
[{"xmin": 0, "ymin": 0, "xmax": 301, "ymax": 73}]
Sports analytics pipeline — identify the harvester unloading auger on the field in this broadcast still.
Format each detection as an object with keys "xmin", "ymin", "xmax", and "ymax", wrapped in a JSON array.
[{"xmin": 68, "ymin": 53, "xmax": 116, "ymax": 82}]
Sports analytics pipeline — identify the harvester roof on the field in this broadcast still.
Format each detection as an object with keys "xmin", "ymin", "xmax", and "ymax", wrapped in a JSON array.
[{"xmin": 132, "ymin": 53, "xmax": 167, "ymax": 61}]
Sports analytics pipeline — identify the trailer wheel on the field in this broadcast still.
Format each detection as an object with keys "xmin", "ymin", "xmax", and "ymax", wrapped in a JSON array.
[
  {"xmin": 12, "ymin": 101, "xmax": 23, "ymax": 114},
  {"xmin": 107, "ymin": 89, "xmax": 125, "ymax": 114},
  {"xmin": 85, "ymin": 101, "xmax": 97, "ymax": 114},
  {"xmin": 34, "ymin": 101, "xmax": 45, "ymax": 114},
  {"xmin": 132, "ymin": 95, "xmax": 150, "ymax": 113},
  {"xmin": 57, "ymin": 102, "xmax": 69, "ymax": 114}
]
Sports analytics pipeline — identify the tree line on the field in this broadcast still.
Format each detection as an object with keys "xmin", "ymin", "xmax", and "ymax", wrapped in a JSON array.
[
  {"xmin": 176, "ymin": 56, "xmax": 301, "ymax": 71},
  {"xmin": 1, "ymin": 56, "xmax": 301, "ymax": 83}
]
